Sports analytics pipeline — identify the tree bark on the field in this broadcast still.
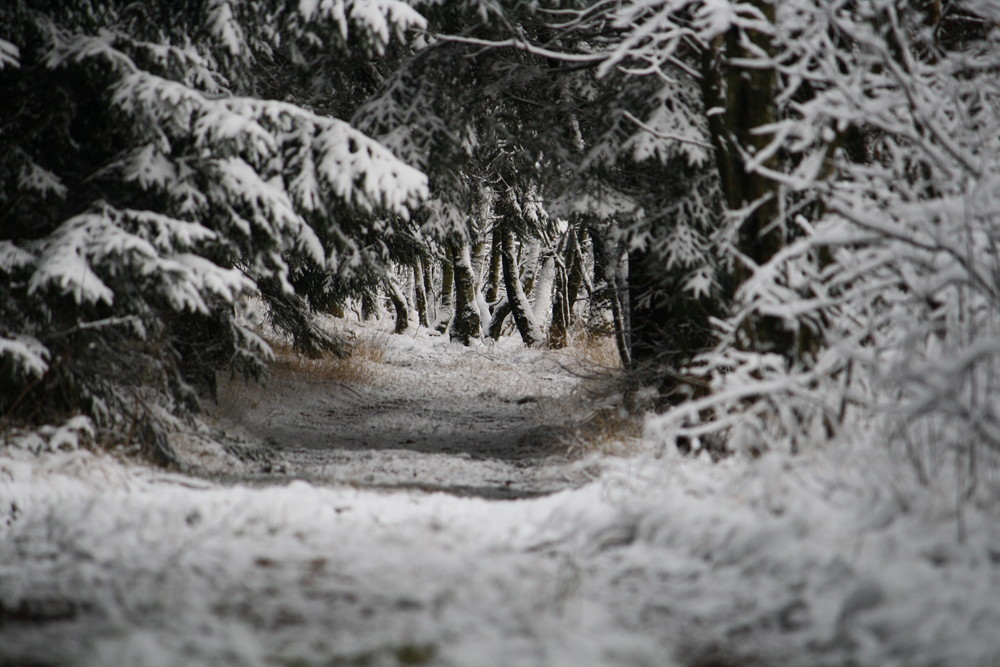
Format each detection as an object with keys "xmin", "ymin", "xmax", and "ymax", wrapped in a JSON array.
[
  {"xmin": 361, "ymin": 292, "xmax": 377, "ymax": 322},
  {"xmin": 548, "ymin": 227, "xmax": 583, "ymax": 349},
  {"xmin": 531, "ymin": 251, "xmax": 556, "ymax": 327},
  {"xmin": 472, "ymin": 234, "xmax": 490, "ymax": 285},
  {"xmin": 700, "ymin": 1, "xmax": 793, "ymax": 356},
  {"xmin": 488, "ymin": 298, "xmax": 512, "ymax": 341},
  {"xmin": 519, "ymin": 239, "xmax": 541, "ymax": 297},
  {"xmin": 611, "ymin": 246, "xmax": 631, "ymax": 368},
  {"xmin": 485, "ymin": 225, "xmax": 503, "ymax": 305},
  {"xmin": 590, "ymin": 228, "xmax": 631, "ymax": 367},
  {"xmin": 386, "ymin": 275, "xmax": 409, "ymax": 334},
  {"xmin": 433, "ymin": 251, "xmax": 454, "ymax": 334},
  {"xmin": 448, "ymin": 239, "xmax": 482, "ymax": 345},
  {"xmin": 422, "ymin": 260, "xmax": 435, "ymax": 322},
  {"xmin": 549, "ymin": 254, "xmax": 571, "ymax": 349},
  {"xmin": 413, "ymin": 259, "xmax": 429, "ymax": 328},
  {"xmin": 500, "ymin": 225, "xmax": 544, "ymax": 347}
]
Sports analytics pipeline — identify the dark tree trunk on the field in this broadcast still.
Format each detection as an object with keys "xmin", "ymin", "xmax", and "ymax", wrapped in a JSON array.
[
  {"xmin": 361, "ymin": 292, "xmax": 377, "ymax": 322},
  {"xmin": 413, "ymin": 260, "xmax": 429, "ymax": 328},
  {"xmin": 386, "ymin": 276, "xmax": 409, "ymax": 334},
  {"xmin": 448, "ymin": 239, "xmax": 481, "ymax": 345},
  {"xmin": 548, "ymin": 226, "xmax": 583, "ymax": 349},
  {"xmin": 700, "ymin": 1, "xmax": 795, "ymax": 356},
  {"xmin": 485, "ymin": 225, "xmax": 503, "ymax": 305},
  {"xmin": 488, "ymin": 298, "xmax": 512, "ymax": 341},
  {"xmin": 434, "ymin": 252, "xmax": 454, "ymax": 334},
  {"xmin": 500, "ymin": 225, "xmax": 544, "ymax": 347},
  {"xmin": 701, "ymin": 5, "xmax": 782, "ymax": 274},
  {"xmin": 567, "ymin": 229, "xmax": 587, "ymax": 308},
  {"xmin": 610, "ymin": 247, "xmax": 631, "ymax": 369}
]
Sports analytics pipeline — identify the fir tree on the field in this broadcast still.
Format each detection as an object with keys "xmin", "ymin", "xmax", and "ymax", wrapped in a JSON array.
[{"xmin": 0, "ymin": 0, "xmax": 427, "ymax": 458}]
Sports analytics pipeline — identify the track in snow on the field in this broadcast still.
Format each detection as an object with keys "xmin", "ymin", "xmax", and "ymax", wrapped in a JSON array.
[{"xmin": 202, "ymin": 333, "xmax": 595, "ymax": 498}]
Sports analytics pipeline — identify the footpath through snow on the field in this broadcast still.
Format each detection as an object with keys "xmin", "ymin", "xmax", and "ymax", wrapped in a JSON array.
[
  {"xmin": 2, "ymin": 324, "xmax": 1000, "ymax": 667},
  {"xmin": 201, "ymin": 328, "xmax": 594, "ymax": 498}
]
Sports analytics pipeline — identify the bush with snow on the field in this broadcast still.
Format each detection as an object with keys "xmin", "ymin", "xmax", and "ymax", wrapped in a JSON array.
[{"xmin": 0, "ymin": 0, "xmax": 427, "ymax": 457}]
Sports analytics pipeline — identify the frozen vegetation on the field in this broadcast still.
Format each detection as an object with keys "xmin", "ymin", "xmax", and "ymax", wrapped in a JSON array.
[
  {"xmin": 3, "ymin": 320, "xmax": 999, "ymax": 667},
  {"xmin": 3, "ymin": 2, "xmax": 1000, "ymax": 665}
]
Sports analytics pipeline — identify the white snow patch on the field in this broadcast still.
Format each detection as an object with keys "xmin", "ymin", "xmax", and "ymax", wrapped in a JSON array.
[
  {"xmin": 2, "ymin": 323, "xmax": 999, "ymax": 667},
  {"xmin": 0, "ymin": 335, "xmax": 50, "ymax": 379}
]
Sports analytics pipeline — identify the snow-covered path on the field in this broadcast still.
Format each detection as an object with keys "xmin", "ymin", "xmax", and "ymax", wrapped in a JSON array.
[
  {"xmin": 2, "ymin": 329, "xmax": 1000, "ymax": 667},
  {"xmin": 203, "ymin": 332, "xmax": 594, "ymax": 497}
]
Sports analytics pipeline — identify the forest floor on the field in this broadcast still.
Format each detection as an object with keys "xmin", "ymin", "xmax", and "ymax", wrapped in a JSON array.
[
  {"xmin": 2, "ymin": 318, "xmax": 1000, "ymax": 667},
  {"xmin": 201, "ymin": 323, "xmax": 603, "ymax": 500}
]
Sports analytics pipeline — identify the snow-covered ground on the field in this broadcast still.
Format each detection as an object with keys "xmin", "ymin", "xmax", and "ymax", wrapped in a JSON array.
[
  {"xmin": 197, "ymin": 324, "xmax": 596, "ymax": 498},
  {"xmin": 2, "ymin": 323, "xmax": 1000, "ymax": 667}
]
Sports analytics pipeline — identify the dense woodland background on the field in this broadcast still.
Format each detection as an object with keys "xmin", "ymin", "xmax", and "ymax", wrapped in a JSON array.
[{"xmin": 2, "ymin": 0, "xmax": 1000, "ymax": 479}]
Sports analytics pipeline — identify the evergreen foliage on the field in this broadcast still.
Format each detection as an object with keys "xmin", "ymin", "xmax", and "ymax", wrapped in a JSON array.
[
  {"xmin": 6, "ymin": 0, "xmax": 999, "ymax": 472},
  {"xmin": 588, "ymin": 1, "xmax": 1000, "ymax": 460},
  {"xmin": 0, "ymin": 0, "xmax": 427, "ymax": 458}
]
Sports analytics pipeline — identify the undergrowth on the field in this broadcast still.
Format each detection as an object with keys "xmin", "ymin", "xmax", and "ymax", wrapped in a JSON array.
[
  {"xmin": 565, "ymin": 325, "xmax": 622, "ymax": 372},
  {"xmin": 267, "ymin": 334, "xmax": 388, "ymax": 386},
  {"xmin": 556, "ymin": 329, "xmax": 646, "ymax": 457},
  {"xmin": 209, "ymin": 333, "xmax": 388, "ymax": 428}
]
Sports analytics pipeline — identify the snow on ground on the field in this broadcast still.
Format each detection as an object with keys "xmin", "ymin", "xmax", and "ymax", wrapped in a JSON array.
[
  {"xmin": 2, "ymin": 322, "xmax": 1000, "ymax": 667},
  {"xmin": 195, "ymin": 321, "xmax": 602, "ymax": 496}
]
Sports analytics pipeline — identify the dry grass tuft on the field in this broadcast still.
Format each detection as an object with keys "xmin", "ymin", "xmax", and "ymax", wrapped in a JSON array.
[
  {"xmin": 267, "ymin": 333, "xmax": 388, "ymax": 385},
  {"xmin": 546, "ymin": 329, "xmax": 645, "ymax": 457},
  {"xmin": 564, "ymin": 325, "xmax": 623, "ymax": 373},
  {"xmin": 208, "ymin": 333, "xmax": 389, "ymax": 428},
  {"xmin": 559, "ymin": 384, "xmax": 646, "ymax": 457}
]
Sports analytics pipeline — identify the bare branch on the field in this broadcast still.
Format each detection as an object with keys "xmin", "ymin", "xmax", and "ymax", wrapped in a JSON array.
[
  {"xmin": 431, "ymin": 32, "xmax": 608, "ymax": 64},
  {"xmin": 621, "ymin": 110, "xmax": 714, "ymax": 149}
]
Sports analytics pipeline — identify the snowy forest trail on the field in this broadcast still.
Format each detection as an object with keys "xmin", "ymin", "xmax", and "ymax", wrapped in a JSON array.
[
  {"xmin": 3, "ymin": 327, "xmax": 1000, "ymax": 667},
  {"xmin": 203, "ymin": 329, "xmax": 596, "ymax": 499}
]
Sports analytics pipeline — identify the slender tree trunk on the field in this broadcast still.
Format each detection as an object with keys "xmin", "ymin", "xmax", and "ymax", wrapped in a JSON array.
[
  {"xmin": 413, "ymin": 259, "xmax": 429, "ymax": 328},
  {"xmin": 361, "ymin": 292, "xmax": 377, "ymax": 322},
  {"xmin": 434, "ymin": 251, "xmax": 454, "ymax": 334},
  {"xmin": 590, "ymin": 228, "xmax": 631, "ymax": 366},
  {"xmin": 500, "ymin": 225, "xmax": 544, "ymax": 347},
  {"xmin": 488, "ymin": 298, "xmax": 512, "ymax": 341},
  {"xmin": 472, "ymin": 234, "xmax": 489, "ymax": 285},
  {"xmin": 485, "ymin": 225, "xmax": 503, "ymax": 305},
  {"xmin": 548, "ymin": 228, "xmax": 579, "ymax": 349},
  {"xmin": 531, "ymin": 251, "xmax": 556, "ymax": 326},
  {"xmin": 422, "ymin": 261, "xmax": 435, "ymax": 322},
  {"xmin": 549, "ymin": 257, "xmax": 570, "ymax": 349},
  {"xmin": 567, "ymin": 229, "xmax": 587, "ymax": 308},
  {"xmin": 386, "ymin": 275, "xmax": 409, "ymax": 334},
  {"xmin": 448, "ymin": 239, "xmax": 481, "ymax": 345},
  {"xmin": 575, "ymin": 228, "xmax": 598, "ymax": 323},
  {"xmin": 612, "ymin": 246, "xmax": 631, "ymax": 368},
  {"xmin": 520, "ymin": 239, "xmax": 541, "ymax": 297}
]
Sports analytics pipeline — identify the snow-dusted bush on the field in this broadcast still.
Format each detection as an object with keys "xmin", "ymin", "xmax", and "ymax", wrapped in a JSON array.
[
  {"xmin": 0, "ymin": 0, "xmax": 427, "ymax": 459},
  {"xmin": 636, "ymin": 2, "xmax": 1000, "ymax": 476}
]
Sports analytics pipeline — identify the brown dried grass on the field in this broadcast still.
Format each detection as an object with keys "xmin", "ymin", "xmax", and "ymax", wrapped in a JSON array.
[
  {"xmin": 209, "ymin": 333, "xmax": 388, "ymax": 426},
  {"xmin": 561, "ymin": 389, "xmax": 645, "ymax": 457},
  {"xmin": 548, "ymin": 327, "xmax": 646, "ymax": 456},
  {"xmin": 564, "ymin": 325, "xmax": 623, "ymax": 373},
  {"xmin": 267, "ymin": 334, "xmax": 388, "ymax": 385}
]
